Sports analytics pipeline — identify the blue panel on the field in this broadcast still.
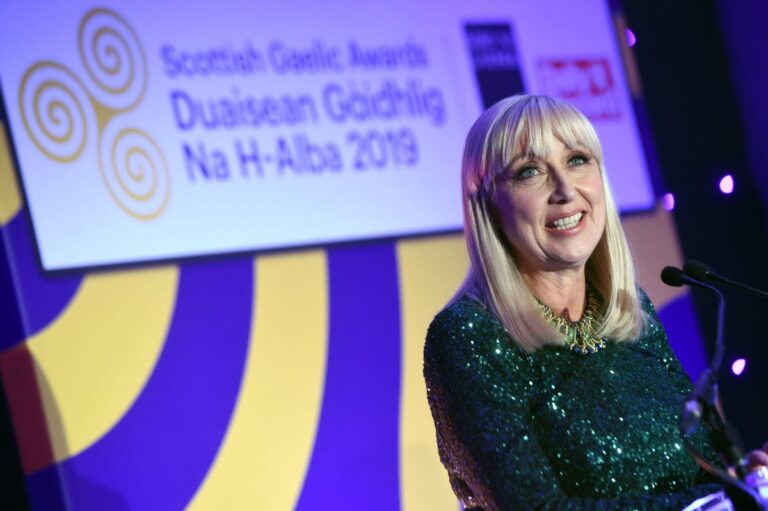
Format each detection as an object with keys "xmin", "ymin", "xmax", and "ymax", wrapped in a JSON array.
[
  {"xmin": 657, "ymin": 293, "xmax": 709, "ymax": 379},
  {"xmin": 296, "ymin": 242, "xmax": 402, "ymax": 510}
]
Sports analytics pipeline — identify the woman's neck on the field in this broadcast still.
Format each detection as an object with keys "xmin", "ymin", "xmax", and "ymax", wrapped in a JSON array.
[{"xmin": 522, "ymin": 268, "xmax": 587, "ymax": 320}]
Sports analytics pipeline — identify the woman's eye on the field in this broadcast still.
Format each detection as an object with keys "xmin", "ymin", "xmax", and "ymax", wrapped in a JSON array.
[
  {"xmin": 568, "ymin": 154, "xmax": 590, "ymax": 166},
  {"xmin": 515, "ymin": 166, "xmax": 540, "ymax": 180}
]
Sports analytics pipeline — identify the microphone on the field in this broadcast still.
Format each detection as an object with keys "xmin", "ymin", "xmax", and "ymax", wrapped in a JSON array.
[
  {"xmin": 661, "ymin": 266, "xmax": 693, "ymax": 287},
  {"xmin": 683, "ymin": 260, "xmax": 768, "ymax": 298}
]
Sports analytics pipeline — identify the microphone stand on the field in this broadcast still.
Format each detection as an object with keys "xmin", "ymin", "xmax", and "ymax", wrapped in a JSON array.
[{"xmin": 662, "ymin": 267, "xmax": 767, "ymax": 510}]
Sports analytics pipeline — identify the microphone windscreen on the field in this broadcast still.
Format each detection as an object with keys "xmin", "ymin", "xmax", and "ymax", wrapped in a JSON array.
[
  {"xmin": 661, "ymin": 266, "xmax": 686, "ymax": 287},
  {"xmin": 683, "ymin": 260, "xmax": 712, "ymax": 281}
]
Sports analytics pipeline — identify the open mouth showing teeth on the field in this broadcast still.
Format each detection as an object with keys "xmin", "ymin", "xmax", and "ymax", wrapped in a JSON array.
[{"xmin": 548, "ymin": 212, "xmax": 584, "ymax": 230}]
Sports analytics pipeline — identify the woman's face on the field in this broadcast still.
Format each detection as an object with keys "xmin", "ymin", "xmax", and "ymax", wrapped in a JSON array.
[{"xmin": 492, "ymin": 137, "xmax": 606, "ymax": 274}]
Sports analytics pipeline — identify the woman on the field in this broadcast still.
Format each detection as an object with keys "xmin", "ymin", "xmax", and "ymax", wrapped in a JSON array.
[{"xmin": 423, "ymin": 94, "xmax": 764, "ymax": 510}]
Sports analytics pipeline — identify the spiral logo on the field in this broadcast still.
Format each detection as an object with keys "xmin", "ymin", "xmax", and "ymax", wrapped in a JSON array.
[
  {"xmin": 78, "ymin": 8, "xmax": 147, "ymax": 111},
  {"xmin": 17, "ymin": 8, "xmax": 169, "ymax": 221},
  {"xmin": 100, "ymin": 121, "xmax": 170, "ymax": 220},
  {"xmin": 18, "ymin": 62, "xmax": 94, "ymax": 163}
]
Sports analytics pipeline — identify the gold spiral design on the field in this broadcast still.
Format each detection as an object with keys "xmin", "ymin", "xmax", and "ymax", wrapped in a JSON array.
[
  {"xmin": 18, "ymin": 9, "xmax": 169, "ymax": 221},
  {"xmin": 18, "ymin": 62, "xmax": 90, "ymax": 163},
  {"xmin": 101, "ymin": 127, "xmax": 169, "ymax": 220},
  {"xmin": 78, "ymin": 8, "xmax": 147, "ymax": 111}
]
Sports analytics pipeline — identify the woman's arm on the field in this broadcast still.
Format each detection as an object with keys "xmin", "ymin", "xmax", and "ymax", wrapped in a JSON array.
[{"xmin": 637, "ymin": 289, "xmax": 724, "ymax": 485}]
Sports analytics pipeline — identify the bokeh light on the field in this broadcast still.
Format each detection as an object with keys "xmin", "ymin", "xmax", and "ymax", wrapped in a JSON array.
[
  {"xmin": 731, "ymin": 358, "xmax": 746, "ymax": 376},
  {"xmin": 662, "ymin": 193, "xmax": 675, "ymax": 211},
  {"xmin": 625, "ymin": 28, "xmax": 637, "ymax": 47},
  {"xmin": 719, "ymin": 174, "xmax": 734, "ymax": 194}
]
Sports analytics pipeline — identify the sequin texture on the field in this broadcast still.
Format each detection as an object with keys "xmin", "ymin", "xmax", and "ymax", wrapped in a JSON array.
[{"xmin": 423, "ymin": 290, "xmax": 722, "ymax": 510}]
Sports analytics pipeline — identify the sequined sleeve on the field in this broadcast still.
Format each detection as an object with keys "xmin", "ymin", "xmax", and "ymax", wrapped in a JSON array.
[
  {"xmin": 636, "ymin": 289, "xmax": 723, "ymax": 485},
  {"xmin": 423, "ymin": 295, "xmax": 722, "ymax": 511}
]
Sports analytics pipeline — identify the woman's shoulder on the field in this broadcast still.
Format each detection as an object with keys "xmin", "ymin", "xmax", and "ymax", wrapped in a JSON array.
[
  {"xmin": 635, "ymin": 286, "xmax": 656, "ymax": 313},
  {"xmin": 634, "ymin": 286, "xmax": 664, "ymax": 333},
  {"xmin": 630, "ymin": 287, "xmax": 676, "ymax": 354},
  {"xmin": 425, "ymin": 294, "xmax": 521, "ymax": 365},
  {"xmin": 433, "ymin": 294, "xmax": 492, "ymax": 323},
  {"xmin": 427, "ymin": 295, "xmax": 499, "ymax": 342}
]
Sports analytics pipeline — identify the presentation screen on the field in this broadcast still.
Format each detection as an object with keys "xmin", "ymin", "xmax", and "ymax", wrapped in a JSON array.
[{"xmin": 0, "ymin": 0, "xmax": 653, "ymax": 270}]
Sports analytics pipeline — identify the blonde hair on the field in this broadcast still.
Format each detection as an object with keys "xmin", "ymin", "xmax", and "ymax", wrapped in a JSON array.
[{"xmin": 455, "ymin": 94, "xmax": 645, "ymax": 352}]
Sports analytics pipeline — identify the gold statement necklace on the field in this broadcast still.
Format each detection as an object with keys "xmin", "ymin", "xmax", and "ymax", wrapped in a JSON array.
[{"xmin": 535, "ymin": 287, "xmax": 606, "ymax": 354}]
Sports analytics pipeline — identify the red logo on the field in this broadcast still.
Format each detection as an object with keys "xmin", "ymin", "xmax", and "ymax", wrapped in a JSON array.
[{"xmin": 536, "ymin": 58, "xmax": 621, "ymax": 121}]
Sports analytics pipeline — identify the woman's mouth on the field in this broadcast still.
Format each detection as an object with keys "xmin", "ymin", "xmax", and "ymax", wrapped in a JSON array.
[{"xmin": 547, "ymin": 212, "xmax": 584, "ymax": 231}]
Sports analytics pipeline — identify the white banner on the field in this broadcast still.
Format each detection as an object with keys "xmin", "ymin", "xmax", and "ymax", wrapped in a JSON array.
[{"xmin": 0, "ymin": 0, "xmax": 653, "ymax": 270}]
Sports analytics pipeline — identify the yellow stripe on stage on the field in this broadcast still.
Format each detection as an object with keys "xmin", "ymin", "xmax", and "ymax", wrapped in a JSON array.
[
  {"xmin": 187, "ymin": 250, "xmax": 328, "ymax": 510},
  {"xmin": 27, "ymin": 265, "xmax": 178, "ymax": 462},
  {"xmin": 0, "ymin": 122, "xmax": 22, "ymax": 226},
  {"xmin": 397, "ymin": 234, "xmax": 468, "ymax": 511}
]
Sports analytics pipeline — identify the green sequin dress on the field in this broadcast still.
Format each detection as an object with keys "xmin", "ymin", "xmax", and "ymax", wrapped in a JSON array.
[{"xmin": 423, "ymin": 290, "xmax": 722, "ymax": 510}]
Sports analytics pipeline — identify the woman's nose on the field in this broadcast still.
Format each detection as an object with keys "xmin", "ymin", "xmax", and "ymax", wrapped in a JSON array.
[{"xmin": 549, "ymin": 171, "xmax": 577, "ymax": 203}]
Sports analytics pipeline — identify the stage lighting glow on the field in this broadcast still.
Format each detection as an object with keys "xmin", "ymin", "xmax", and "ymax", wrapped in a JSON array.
[
  {"xmin": 662, "ymin": 193, "xmax": 675, "ymax": 211},
  {"xmin": 719, "ymin": 174, "xmax": 734, "ymax": 194},
  {"xmin": 625, "ymin": 28, "xmax": 637, "ymax": 47},
  {"xmin": 731, "ymin": 358, "xmax": 746, "ymax": 376}
]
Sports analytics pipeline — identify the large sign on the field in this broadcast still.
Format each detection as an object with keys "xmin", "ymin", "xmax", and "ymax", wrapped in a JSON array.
[{"xmin": 0, "ymin": 0, "xmax": 653, "ymax": 270}]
